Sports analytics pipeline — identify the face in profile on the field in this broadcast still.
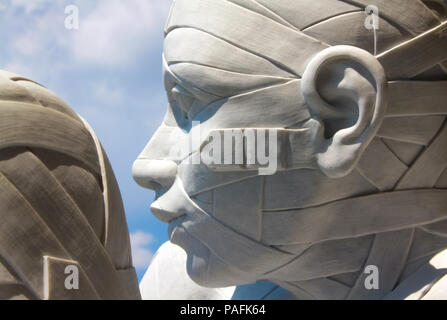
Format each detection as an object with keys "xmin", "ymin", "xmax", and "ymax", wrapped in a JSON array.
[
  {"xmin": 132, "ymin": 27, "xmax": 305, "ymax": 286},
  {"xmin": 132, "ymin": 0, "xmax": 443, "ymax": 288},
  {"xmin": 132, "ymin": 17, "xmax": 315, "ymax": 286}
]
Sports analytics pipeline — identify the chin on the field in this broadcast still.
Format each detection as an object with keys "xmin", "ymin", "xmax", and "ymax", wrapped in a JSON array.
[
  {"xmin": 171, "ymin": 222, "xmax": 256, "ymax": 288},
  {"xmin": 185, "ymin": 251, "xmax": 250, "ymax": 288}
]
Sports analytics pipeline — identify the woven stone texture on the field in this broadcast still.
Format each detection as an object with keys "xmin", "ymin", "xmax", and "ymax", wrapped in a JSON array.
[{"xmin": 0, "ymin": 71, "xmax": 140, "ymax": 300}]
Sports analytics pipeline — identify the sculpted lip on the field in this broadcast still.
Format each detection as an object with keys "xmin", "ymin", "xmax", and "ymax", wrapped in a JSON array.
[
  {"xmin": 150, "ymin": 199, "xmax": 185, "ymax": 223},
  {"xmin": 150, "ymin": 199, "xmax": 188, "ymax": 239},
  {"xmin": 168, "ymin": 215, "xmax": 188, "ymax": 240},
  {"xmin": 150, "ymin": 198, "xmax": 188, "ymax": 235}
]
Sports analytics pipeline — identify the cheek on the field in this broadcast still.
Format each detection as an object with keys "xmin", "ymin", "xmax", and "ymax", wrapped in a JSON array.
[
  {"xmin": 191, "ymin": 191, "xmax": 213, "ymax": 213},
  {"xmin": 185, "ymin": 244, "xmax": 212, "ymax": 286},
  {"xmin": 204, "ymin": 253, "xmax": 258, "ymax": 287},
  {"xmin": 181, "ymin": 230, "xmax": 257, "ymax": 287},
  {"xmin": 173, "ymin": 226, "xmax": 241, "ymax": 288},
  {"xmin": 190, "ymin": 184, "xmax": 263, "ymax": 241},
  {"xmin": 174, "ymin": 169, "xmax": 292, "ymax": 285},
  {"xmin": 207, "ymin": 176, "xmax": 264, "ymax": 241},
  {"xmin": 263, "ymin": 168, "xmax": 377, "ymax": 212},
  {"xmin": 179, "ymin": 160, "xmax": 264, "ymax": 241},
  {"xmin": 171, "ymin": 225, "xmax": 211, "ymax": 283}
]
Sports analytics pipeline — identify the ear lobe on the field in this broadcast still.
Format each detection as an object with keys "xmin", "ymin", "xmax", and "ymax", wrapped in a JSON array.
[{"xmin": 302, "ymin": 45, "xmax": 388, "ymax": 178}]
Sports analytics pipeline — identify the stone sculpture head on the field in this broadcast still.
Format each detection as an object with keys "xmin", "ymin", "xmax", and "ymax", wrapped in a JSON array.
[
  {"xmin": 0, "ymin": 70, "xmax": 139, "ymax": 300},
  {"xmin": 133, "ymin": 0, "xmax": 447, "ymax": 298}
]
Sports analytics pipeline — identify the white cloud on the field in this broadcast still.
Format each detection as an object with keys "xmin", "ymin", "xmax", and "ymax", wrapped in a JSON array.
[
  {"xmin": 1, "ymin": 0, "xmax": 172, "ymax": 80},
  {"xmin": 130, "ymin": 231, "xmax": 155, "ymax": 270},
  {"xmin": 3, "ymin": 60, "xmax": 34, "ymax": 78},
  {"xmin": 0, "ymin": 1, "xmax": 171, "ymax": 228},
  {"xmin": 0, "ymin": 3, "xmax": 72, "ymax": 80},
  {"xmin": 72, "ymin": 0, "xmax": 171, "ymax": 66},
  {"xmin": 92, "ymin": 81, "xmax": 125, "ymax": 105},
  {"xmin": 10, "ymin": 0, "xmax": 51, "ymax": 13},
  {"xmin": 131, "ymin": 230, "xmax": 154, "ymax": 247},
  {"xmin": 11, "ymin": 33, "xmax": 42, "ymax": 56}
]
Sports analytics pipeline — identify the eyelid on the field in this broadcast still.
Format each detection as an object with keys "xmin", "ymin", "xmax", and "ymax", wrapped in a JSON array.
[
  {"xmin": 163, "ymin": 55, "xmax": 221, "ymax": 104},
  {"xmin": 188, "ymin": 99, "xmax": 209, "ymax": 120},
  {"xmin": 171, "ymin": 84, "xmax": 195, "ymax": 115}
]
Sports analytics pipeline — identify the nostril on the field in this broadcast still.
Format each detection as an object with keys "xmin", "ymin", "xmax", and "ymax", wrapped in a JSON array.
[{"xmin": 132, "ymin": 158, "xmax": 178, "ymax": 190}]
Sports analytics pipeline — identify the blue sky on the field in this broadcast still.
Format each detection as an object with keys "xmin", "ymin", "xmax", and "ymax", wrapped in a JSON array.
[{"xmin": 0, "ymin": 0, "xmax": 172, "ymax": 280}]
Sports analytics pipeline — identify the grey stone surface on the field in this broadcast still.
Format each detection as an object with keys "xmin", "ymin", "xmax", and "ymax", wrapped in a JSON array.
[
  {"xmin": 135, "ymin": 0, "xmax": 447, "ymax": 300},
  {"xmin": 0, "ymin": 70, "xmax": 140, "ymax": 300}
]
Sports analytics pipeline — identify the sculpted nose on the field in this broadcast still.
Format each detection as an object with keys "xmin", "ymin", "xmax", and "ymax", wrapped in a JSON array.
[{"xmin": 132, "ymin": 158, "xmax": 178, "ymax": 191}]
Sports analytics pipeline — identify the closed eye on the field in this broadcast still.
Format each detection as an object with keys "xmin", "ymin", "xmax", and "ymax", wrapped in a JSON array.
[
  {"xmin": 170, "ymin": 84, "xmax": 210, "ymax": 121},
  {"xmin": 171, "ymin": 84, "xmax": 195, "ymax": 117}
]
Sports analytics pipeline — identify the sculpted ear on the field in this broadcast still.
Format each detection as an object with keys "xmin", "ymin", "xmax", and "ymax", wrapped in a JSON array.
[{"xmin": 302, "ymin": 46, "xmax": 388, "ymax": 178}]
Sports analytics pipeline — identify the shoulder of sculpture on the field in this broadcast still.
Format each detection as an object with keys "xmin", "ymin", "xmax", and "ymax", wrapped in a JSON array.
[
  {"xmin": 140, "ymin": 241, "xmax": 234, "ymax": 300},
  {"xmin": 140, "ymin": 241, "xmax": 294, "ymax": 300},
  {"xmin": 420, "ymin": 249, "xmax": 447, "ymax": 300},
  {"xmin": 386, "ymin": 249, "xmax": 447, "ymax": 300}
]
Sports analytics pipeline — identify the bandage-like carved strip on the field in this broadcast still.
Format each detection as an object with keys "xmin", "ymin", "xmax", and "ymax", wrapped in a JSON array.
[
  {"xmin": 381, "ymin": 139, "xmax": 424, "ymax": 167},
  {"xmin": 0, "ymin": 102, "xmax": 100, "ymax": 175},
  {"xmin": 293, "ymin": 278, "xmax": 351, "ymax": 300},
  {"xmin": 396, "ymin": 120, "xmax": 447, "ymax": 190},
  {"xmin": 407, "ymin": 228, "xmax": 447, "ymax": 263},
  {"xmin": 263, "ymin": 169, "xmax": 377, "ymax": 211},
  {"xmin": 386, "ymin": 81, "xmax": 447, "ymax": 117},
  {"xmin": 347, "ymin": 229, "xmax": 414, "ymax": 299},
  {"xmin": 339, "ymin": 0, "xmax": 440, "ymax": 36},
  {"xmin": 303, "ymin": 11, "xmax": 407, "ymax": 55},
  {"xmin": 166, "ymin": 0, "xmax": 329, "ymax": 77},
  {"xmin": 12, "ymin": 79, "xmax": 82, "ymax": 121},
  {"xmin": 213, "ymin": 176, "xmax": 264, "ymax": 241},
  {"xmin": 43, "ymin": 256, "xmax": 99, "ymax": 300},
  {"xmin": 0, "ymin": 253, "xmax": 36, "ymax": 300},
  {"xmin": 164, "ymin": 28, "xmax": 295, "ymax": 79},
  {"xmin": 30, "ymin": 148, "xmax": 105, "ymax": 242},
  {"xmin": 0, "ymin": 283, "xmax": 35, "ymax": 300},
  {"xmin": 252, "ymin": 0, "xmax": 359, "ymax": 31},
  {"xmin": 264, "ymin": 236, "xmax": 373, "ymax": 282},
  {"xmin": 0, "ymin": 172, "xmax": 71, "ymax": 299},
  {"xmin": 301, "ymin": 10, "xmax": 363, "ymax": 31},
  {"xmin": 377, "ymin": 21, "xmax": 447, "ymax": 80},
  {"xmin": 0, "ymin": 150, "xmax": 130, "ymax": 299},
  {"xmin": 377, "ymin": 116, "xmax": 445, "ymax": 145},
  {"xmin": 351, "ymin": 121, "xmax": 447, "ymax": 298},
  {"xmin": 169, "ymin": 62, "xmax": 293, "ymax": 98},
  {"xmin": 421, "ymin": 220, "xmax": 447, "ymax": 238},
  {"xmin": 262, "ymin": 189, "xmax": 447, "ymax": 245},
  {"xmin": 225, "ymin": 0, "xmax": 298, "ymax": 30},
  {"xmin": 277, "ymin": 278, "xmax": 351, "ymax": 300},
  {"xmin": 356, "ymin": 138, "xmax": 408, "ymax": 191}
]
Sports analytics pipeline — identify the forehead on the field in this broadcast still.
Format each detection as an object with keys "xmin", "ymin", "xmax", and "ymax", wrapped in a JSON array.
[
  {"xmin": 163, "ymin": 28, "xmax": 297, "ymax": 98},
  {"xmin": 163, "ymin": 28, "xmax": 293, "ymax": 78},
  {"xmin": 163, "ymin": 0, "xmax": 329, "ymax": 78}
]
